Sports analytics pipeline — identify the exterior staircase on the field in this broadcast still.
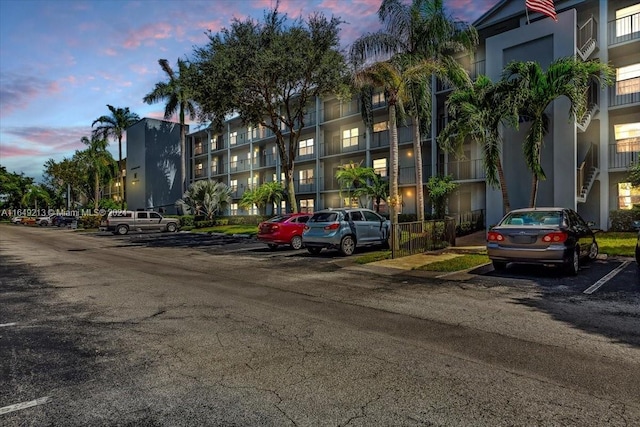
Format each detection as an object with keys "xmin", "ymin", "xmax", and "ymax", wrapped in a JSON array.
[
  {"xmin": 577, "ymin": 143, "xmax": 599, "ymax": 203},
  {"xmin": 577, "ymin": 15, "xmax": 598, "ymax": 61}
]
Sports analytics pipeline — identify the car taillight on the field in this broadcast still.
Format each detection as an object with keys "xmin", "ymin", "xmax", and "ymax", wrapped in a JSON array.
[
  {"xmin": 304, "ymin": 225, "xmax": 310, "ymax": 231},
  {"xmin": 487, "ymin": 231, "xmax": 504, "ymax": 242},
  {"xmin": 324, "ymin": 223, "xmax": 340, "ymax": 231},
  {"xmin": 271, "ymin": 225, "xmax": 279, "ymax": 230},
  {"xmin": 542, "ymin": 232, "xmax": 567, "ymax": 243}
]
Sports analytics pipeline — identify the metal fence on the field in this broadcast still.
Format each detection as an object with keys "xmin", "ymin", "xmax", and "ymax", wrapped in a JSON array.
[{"xmin": 391, "ymin": 218, "xmax": 456, "ymax": 259}]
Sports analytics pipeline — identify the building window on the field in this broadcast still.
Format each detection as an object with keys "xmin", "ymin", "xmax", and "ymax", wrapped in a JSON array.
[
  {"xmin": 616, "ymin": 64, "xmax": 640, "ymax": 95},
  {"xmin": 372, "ymin": 92, "xmax": 386, "ymax": 107},
  {"xmin": 195, "ymin": 162, "xmax": 204, "ymax": 178},
  {"xmin": 616, "ymin": 4, "xmax": 640, "ymax": 37},
  {"xmin": 299, "ymin": 169, "xmax": 314, "ymax": 185},
  {"xmin": 373, "ymin": 158, "xmax": 387, "ymax": 177},
  {"xmin": 342, "ymin": 127, "xmax": 359, "ymax": 148},
  {"xmin": 230, "ymin": 131, "xmax": 238, "ymax": 146},
  {"xmin": 615, "ymin": 123, "xmax": 640, "ymax": 152},
  {"xmin": 373, "ymin": 121, "xmax": 388, "ymax": 133},
  {"xmin": 299, "ymin": 138, "xmax": 314, "ymax": 156},
  {"xmin": 300, "ymin": 199, "xmax": 314, "ymax": 213},
  {"xmin": 194, "ymin": 141, "xmax": 204, "ymax": 155},
  {"xmin": 211, "ymin": 158, "xmax": 218, "ymax": 175},
  {"xmin": 211, "ymin": 137, "xmax": 218, "ymax": 151},
  {"xmin": 230, "ymin": 179, "xmax": 238, "ymax": 193},
  {"xmin": 618, "ymin": 182, "xmax": 640, "ymax": 209},
  {"xmin": 230, "ymin": 203, "xmax": 238, "ymax": 215}
]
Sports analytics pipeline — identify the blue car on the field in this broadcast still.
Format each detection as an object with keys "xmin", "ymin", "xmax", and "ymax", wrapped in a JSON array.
[{"xmin": 302, "ymin": 208, "xmax": 390, "ymax": 256}]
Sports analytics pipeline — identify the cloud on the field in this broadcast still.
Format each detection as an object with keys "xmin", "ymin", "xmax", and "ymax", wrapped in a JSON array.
[
  {"xmin": 0, "ymin": 73, "xmax": 60, "ymax": 117},
  {"xmin": 122, "ymin": 22, "xmax": 174, "ymax": 49}
]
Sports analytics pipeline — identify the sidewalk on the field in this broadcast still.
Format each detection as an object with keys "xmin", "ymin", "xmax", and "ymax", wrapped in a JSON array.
[{"xmin": 366, "ymin": 230, "xmax": 488, "ymax": 272}]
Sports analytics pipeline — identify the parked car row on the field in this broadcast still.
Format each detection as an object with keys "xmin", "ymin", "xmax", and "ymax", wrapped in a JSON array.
[
  {"xmin": 99, "ymin": 210, "xmax": 179, "ymax": 235},
  {"xmin": 257, "ymin": 208, "xmax": 390, "ymax": 256},
  {"xmin": 11, "ymin": 215, "xmax": 78, "ymax": 227}
]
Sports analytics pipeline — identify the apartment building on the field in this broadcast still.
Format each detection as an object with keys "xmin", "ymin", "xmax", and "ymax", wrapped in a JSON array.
[{"xmin": 186, "ymin": 0, "xmax": 639, "ymax": 229}]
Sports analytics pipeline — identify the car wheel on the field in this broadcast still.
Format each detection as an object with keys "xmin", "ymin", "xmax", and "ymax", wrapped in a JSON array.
[
  {"xmin": 116, "ymin": 225, "xmax": 129, "ymax": 235},
  {"xmin": 564, "ymin": 247, "xmax": 579, "ymax": 276},
  {"xmin": 290, "ymin": 235, "xmax": 303, "ymax": 250},
  {"xmin": 166, "ymin": 223, "xmax": 177, "ymax": 233},
  {"xmin": 339, "ymin": 235, "xmax": 356, "ymax": 256},
  {"xmin": 268, "ymin": 243, "xmax": 279, "ymax": 250},
  {"xmin": 492, "ymin": 261, "xmax": 507, "ymax": 271},
  {"xmin": 587, "ymin": 241, "xmax": 599, "ymax": 261},
  {"xmin": 307, "ymin": 247, "xmax": 322, "ymax": 255}
]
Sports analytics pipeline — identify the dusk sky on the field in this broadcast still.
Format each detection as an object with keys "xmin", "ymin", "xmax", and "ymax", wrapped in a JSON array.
[{"xmin": 0, "ymin": 0, "xmax": 495, "ymax": 181}]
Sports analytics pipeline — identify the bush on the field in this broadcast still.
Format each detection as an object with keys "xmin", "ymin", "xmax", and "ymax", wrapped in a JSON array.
[
  {"xmin": 195, "ymin": 220, "xmax": 216, "ymax": 228},
  {"xmin": 398, "ymin": 213, "xmax": 418, "ymax": 223},
  {"xmin": 79, "ymin": 214, "xmax": 102, "ymax": 229},
  {"xmin": 179, "ymin": 215, "xmax": 195, "ymax": 227},
  {"xmin": 456, "ymin": 221, "xmax": 472, "ymax": 236},
  {"xmin": 609, "ymin": 209, "xmax": 640, "ymax": 231}
]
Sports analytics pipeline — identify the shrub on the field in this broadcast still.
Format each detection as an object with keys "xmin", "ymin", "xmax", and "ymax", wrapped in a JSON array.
[
  {"xmin": 179, "ymin": 215, "xmax": 195, "ymax": 227},
  {"xmin": 195, "ymin": 220, "xmax": 216, "ymax": 228},
  {"xmin": 609, "ymin": 209, "xmax": 640, "ymax": 231},
  {"xmin": 79, "ymin": 214, "xmax": 102, "ymax": 229}
]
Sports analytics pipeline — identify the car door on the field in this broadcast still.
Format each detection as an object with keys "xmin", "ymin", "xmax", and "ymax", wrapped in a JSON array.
[
  {"xmin": 149, "ymin": 212, "xmax": 163, "ymax": 230},
  {"xmin": 136, "ymin": 212, "xmax": 150, "ymax": 229},
  {"xmin": 569, "ymin": 209, "xmax": 594, "ymax": 253},
  {"xmin": 348, "ymin": 210, "xmax": 370, "ymax": 244},
  {"xmin": 363, "ymin": 209, "xmax": 386, "ymax": 243}
]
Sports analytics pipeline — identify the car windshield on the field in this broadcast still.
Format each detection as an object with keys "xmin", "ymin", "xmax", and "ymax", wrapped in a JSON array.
[
  {"xmin": 310, "ymin": 212, "xmax": 338, "ymax": 222},
  {"xmin": 266, "ymin": 215, "xmax": 291, "ymax": 223},
  {"xmin": 502, "ymin": 211, "xmax": 562, "ymax": 226}
]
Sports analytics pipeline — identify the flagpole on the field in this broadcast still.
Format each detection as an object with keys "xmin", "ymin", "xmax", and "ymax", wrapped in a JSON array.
[{"xmin": 525, "ymin": 0, "xmax": 530, "ymax": 24}]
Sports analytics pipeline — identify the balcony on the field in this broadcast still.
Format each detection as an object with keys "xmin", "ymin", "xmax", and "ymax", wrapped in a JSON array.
[
  {"xmin": 438, "ymin": 158, "xmax": 486, "ymax": 181},
  {"xmin": 321, "ymin": 99, "xmax": 360, "ymax": 122},
  {"xmin": 211, "ymin": 164, "xmax": 225, "ymax": 176},
  {"xmin": 194, "ymin": 144, "xmax": 205, "ymax": 156},
  {"xmin": 609, "ymin": 143, "xmax": 639, "ymax": 170},
  {"xmin": 609, "ymin": 85, "xmax": 640, "ymax": 108},
  {"xmin": 295, "ymin": 179, "xmax": 317, "ymax": 193},
  {"xmin": 229, "ymin": 159, "xmax": 252, "ymax": 173},
  {"xmin": 608, "ymin": 12, "xmax": 640, "ymax": 46}
]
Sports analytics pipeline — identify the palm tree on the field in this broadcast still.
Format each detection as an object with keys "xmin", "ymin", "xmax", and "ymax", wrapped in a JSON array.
[
  {"xmin": 143, "ymin": 58, "xmax": 198, "ymax": 196},
  {"xmin": 354, "ymin": 173, "xmax": 389, "ymax": 213},
  {"xmin": 439, "ymin": 75, "xmax": 519, "ymax": 214},
  {"xmin": 92, "ymin": 105, "xmax": 140, "ymax": 208},
  {"xmin": 350, "ymin": 0, "xmax": 477, "ymax": 222},
  {"xmin": 259, "ymin": 181, "xmax": 286, "ymax": 214},
  {"xmin": 335, "ymin": 161, "xmax": 377, "ymax": 207},
  {"xmin": 503, "ymin": 57, "xmax": 614, "ymax": 207},
  {"xmin": 177, "ymin": 180, "xmax": 232, "ymax": 220},
  {"xmin": 79, "ymin": 135, "xmax": 117, "ymax": 211},
  {"xmin": 21, "ymin": 184, "xmax": 51, "ymax": 210}
]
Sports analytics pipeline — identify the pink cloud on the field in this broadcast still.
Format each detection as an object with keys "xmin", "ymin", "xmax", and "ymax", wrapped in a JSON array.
[
  {"xmin": 0, "ymin": 145, "xmax": 43, "ymax": 158},
  {"xmin": 0, "ymin": 73, "xmax": 60, "ymax": 117},
  {"xmin": 122, "ymin": 22, "xmax": 173, "ymax": 49}
]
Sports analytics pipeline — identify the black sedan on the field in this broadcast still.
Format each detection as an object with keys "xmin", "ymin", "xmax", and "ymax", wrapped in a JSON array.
[{"xmin": 487, "ymin": 207, "xmax": 599, "ymax": 275}]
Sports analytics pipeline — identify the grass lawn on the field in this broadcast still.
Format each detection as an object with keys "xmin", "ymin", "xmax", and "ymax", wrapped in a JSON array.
[
  {"xmin": 191, "ymin": 224, "xmax": 258, "ymax": 236},
  {"xmin": 415, "ymin": 254, "xmax": 490, "ymax": 272},
  {"xmin": 596, "ymin": 231, "xmax": 636, "ymax": 257}
]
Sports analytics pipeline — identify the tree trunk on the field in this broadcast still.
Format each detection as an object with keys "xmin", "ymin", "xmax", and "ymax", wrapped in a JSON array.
[
  {"xmin": 285, "ymin": 169, "xmax": 297, "ymax": 213},
  {"xmin": 389, "ymin": 102, "xmax": 399, "ymax": 252},
  {"xmin": 412, "ymin": 116, "xmax": 425, "ymax": 223},
  {"xmin": 118, "ymin": 137, "xmax": 124, "ymax": 209},
  {"xmin": 496, "ymin": 159, "xmax": 510, "ymax": 214},
  {"xmin": 94, "ymin": 171, "xmax": 100, "ymax": 211},
  {"xmin": 529, "ymin": 144, "xmax": 541, "ymax": 208},
  {"xmin": 180, "ymin": 122, "xmax": 187, "ymax": 195}
]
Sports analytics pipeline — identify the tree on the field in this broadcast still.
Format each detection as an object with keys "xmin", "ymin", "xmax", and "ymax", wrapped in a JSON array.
[
  {"xmin": 77, "ymin": 135, "xmax": 117, "ymax": 211},
  {"xmin": 350, "ymin": 0, "xmax": 477, "ymax": 222},
  {"xmin": 143, "ymin": 58, "xmax": 198, "ymax": 195},
  {"xmin": 92, "ymin": 105, "xmax": 140, "ymax": 208},
  {"xmin": 628, "ymin": 161, "xmax": 640, "ymax": 188},
  {"xmin": 335, "ymin": 161, "xmax": 376, "ymax": 207},
  {"xmin": 355, "ymin": 173, "xmax": 389, "ymax": 213},
  {"xmin": 426, "ymin": 175, "xmax": 457, "ymax": 219},
  {"xmin": 0, "ymin": 166, "xmax": 34, "ymax": 209},
  {"xmin": 177, "ymin": 180, "xmax": 232, "ymax": 220},
  {"xmin": 502, "ymin": 57, "xmax": 614, "ymax": 207},
  {"xmin": 21, "ymin": 184, "xmax": 51, "ymax": 210},
  {"xmin": 191, "ymin": 6, "xmax": 349, "ymax": 213},
  {"xmin": 239, "ymin": 181, "xmax": 286, "ymax": 215},
  {"xmin": 439, "ymin": 75, "xmax": 519, "ymax": 214}
]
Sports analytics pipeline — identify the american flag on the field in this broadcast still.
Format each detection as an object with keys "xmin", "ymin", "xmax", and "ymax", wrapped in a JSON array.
[{"xmin": 525, "ymin": 0, "xmax": 558, "ymax": 21}]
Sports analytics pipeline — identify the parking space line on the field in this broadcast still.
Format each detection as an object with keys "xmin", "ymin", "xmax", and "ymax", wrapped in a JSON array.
[
  {"xmin": 0, "ymin": 396, "xmax": 51, "ymax": 415},
  {"xmin": 583, "ymin": 261, "xmax": 630, "ymax": 295},
  {"xmin": 0, "ymin": 322, "xmax": 17, "ymax": 327}
]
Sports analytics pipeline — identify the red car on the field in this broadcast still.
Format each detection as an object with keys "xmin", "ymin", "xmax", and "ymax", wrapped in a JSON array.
[{"xmin": 257, "ymin": 213, "xmax": 311, "ymax": 250}]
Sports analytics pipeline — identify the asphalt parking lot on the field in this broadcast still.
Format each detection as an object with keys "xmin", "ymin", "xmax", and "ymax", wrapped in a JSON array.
[{"xmin": 89, "ymin": 229, "xmax": 640, "ymax": 298}]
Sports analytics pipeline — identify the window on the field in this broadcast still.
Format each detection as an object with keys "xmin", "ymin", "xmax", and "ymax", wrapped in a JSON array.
[
  {"xmin": 618, "ymin": 182, "xmax": 640, "ymax": 209},
  {"xmin": 194, "ymin": 141, "xmax": 203, "ymax": 155},
  {"xmin": 616, "ymin": 64, "xmax": 640, "ymax": 95},
  {"xmin": 300, "ymin": 199, "xmax": 314, "ymax": 213},
  {"xmin": 350, "ymin": 211, "xmax": 364, "ymax": 221},
  {"xmin": 299, "ymin": 138, "xmax": 314, "ymax": 156},
  {"xmin": 149, "ymin": 212, "xmax": 161, "ymax": 219},
  {"xmin": 230, "ymin": 203, "xmax": 238, "ymax": 215},
  {"xmin": 138, "ymin": 212, "xmax": 148, "ymax": 219},
  {"xmin": 299, "ymin": 169, "xmax": 314, "ymax": 185},
  {"xmin": 342, "ymin": 127, "xmax": 359, "ymax": 148},
  {"xmin": 373, "ymin": 121, "xmax": 388, "ymax": 133},
  {"xmin": 195, "ymin": 162, "xmax": 204, "ymax": 177},
  {"xmin": 211, "ymin": 137, "xmax": 218, "ymax": 151},
  {"xmin": 230, "ymin": 179, "xmax": 238, "ymax": 193},
  {"xmin": 616, "ymin": 4, "xmax": 640, "ymax": 37},
  {"xmin": 231, "ymin": 155, "xmax": 238, "ymax": 169},
  {"xmin": 372, "ymin": 91, "xmax": 386, "ymax": 107},
  {"xmin": 615, "ymin": 123, "xmax": 640, "ymax": 152},
  {"xmin": 230, "ymin": 131, "xmax": 237, "ymax": 146},
  {"xmin": 211, "ymin": 158, "xmax": 218, "ymax": 174},
  {"xmin": 373, "ymin": 158, "xmax": 387, "ymax": 177}
]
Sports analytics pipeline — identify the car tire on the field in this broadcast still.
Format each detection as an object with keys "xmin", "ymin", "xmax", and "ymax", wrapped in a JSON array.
[
  {"xmin": 587, "ymin": 241, "xmax": 599, "ymax": 261},
  {"xmin": 564, "ymin": 247, "xmax": 579, "ymax": 276},
  {"xmin": 290, "ymin": 235, "xmax": 303, "ymax": 250},
  {"xmin": 166, "ymin": 223, "xmax": 177, "ymax": 233},
  {"xmin": 307, "ymin": 247, "xmax": 322, "ymax": 255},
  {"xmin": 492, "ymin": 261, "xmax": 507, "ymax": 271},
  {"xmin": 268, "ymin": 243, "xmax": 279, "ymax": 250},
  {"xmin": 116, "ymin": 225, "xmax": 129, "ymax": 235},
  {"xmin": 339, "ymin": 235, "xmax": 356, "ymax": 256}
]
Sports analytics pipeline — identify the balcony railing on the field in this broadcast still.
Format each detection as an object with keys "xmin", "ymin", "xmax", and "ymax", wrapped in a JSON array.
[
  {"xmin": 609, "ymin": 143, "xmax": 639, "ymax": 170},
  {"xmin": 608, "ymin": 12, "xmax": 640, "ymax": 46},
  {"xmin": 194, "ymin": 145, "xmax": 205, "ymax": 156},
  {"xmin": 609, "ymin": 84, "xmax": 640, "ymax": 107},
  {"xmin": 438, "ymin": 158, "xmax": 486, "ymax": 181},
  {"xmin": 321, "ymin": 99, "xmax": 361, "ymax": 121},
  {"xmin": 229, "ymin": 159, "xmax": 252, "ymax": 172},
  {"xmin": 577, "ymin": 15, "xmax": 597, "ymax": 59},
  {"xmin": 211, "ymin": 164, "xmax": 225, "ymax": 176}
]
